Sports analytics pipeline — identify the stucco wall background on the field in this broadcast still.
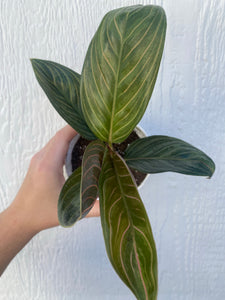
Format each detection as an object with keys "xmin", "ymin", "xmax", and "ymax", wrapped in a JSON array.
[{"xmin": 0, "ymin": 0, "xmax": 224, "ymax": 299}]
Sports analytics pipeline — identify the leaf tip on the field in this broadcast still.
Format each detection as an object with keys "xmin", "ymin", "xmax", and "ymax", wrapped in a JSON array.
[
  {"xmin": 30, "ymin": 58, "xmax": 37, "ymax": 65},
  {"xmin": 204, "ymin": 157, "xmax": 215, "ymax": 179},
  {"xmin": 30, "ymin": 58, "xmax": 45, "ymax": 69},
  {"xmin": 208, "ymin": 161, "xmax": 216, "ymax": 179},
  {"xmin": 30, "ymin": 58, "xmax": 40, "ymax": 72}
]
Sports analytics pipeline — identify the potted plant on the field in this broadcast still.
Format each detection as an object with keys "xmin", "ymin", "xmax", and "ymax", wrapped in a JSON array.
[
  {"xmin": 31, "ymin": 5, "xmax": 215, "ymax": 300},
  {"xmin": 64, "ymin": 125, "xmax": 149, "ymax": 187}
]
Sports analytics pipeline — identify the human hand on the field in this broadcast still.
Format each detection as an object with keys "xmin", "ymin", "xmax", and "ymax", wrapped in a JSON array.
[{"xmin": 10, "ymin": 125, "xmax": 100, "ymax": 233}]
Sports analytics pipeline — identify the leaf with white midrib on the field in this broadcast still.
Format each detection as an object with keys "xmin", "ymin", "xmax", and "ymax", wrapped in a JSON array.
[
  {"xmin": 99, "ymin": 149, "xmax": 158, "ymax": 300},
  {"xmin": 81, "ymin": 5, "xmax": 167, "ymax": 144}
]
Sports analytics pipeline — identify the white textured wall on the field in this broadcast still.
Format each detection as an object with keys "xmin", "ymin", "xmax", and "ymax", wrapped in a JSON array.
[{"xmin": 0, "ymin": 0, "xmax": 225, "ymax": 299}]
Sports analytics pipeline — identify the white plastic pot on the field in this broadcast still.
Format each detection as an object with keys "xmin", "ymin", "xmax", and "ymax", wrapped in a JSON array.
[{"xmin": 65, "ymin": 126, "xmax": 148, "ymax": 188}]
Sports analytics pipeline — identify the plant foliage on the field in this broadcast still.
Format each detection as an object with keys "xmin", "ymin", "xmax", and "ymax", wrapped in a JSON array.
[{"xmin": 31, "ymin": 5, "xmax": 215, "ymax": 300}]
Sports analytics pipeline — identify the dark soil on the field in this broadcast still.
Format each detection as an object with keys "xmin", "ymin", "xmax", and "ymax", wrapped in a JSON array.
[{"xmin": 71, "ymin": 131, "xmax": 147, "ymax": 186}]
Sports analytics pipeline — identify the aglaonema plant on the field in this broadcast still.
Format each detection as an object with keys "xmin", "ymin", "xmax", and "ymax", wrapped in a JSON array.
[{"xmin": 30, "ymin": 5, "xmax": 215, "ymax": 300}]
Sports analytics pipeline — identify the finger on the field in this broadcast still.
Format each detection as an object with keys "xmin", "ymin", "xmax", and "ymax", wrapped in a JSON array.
[
  {"xmin": 86, "ymin": 200, "xmax": 100, "ymax": 218},
  {"xmin": 57, "ymin": 125, "xmax": 78, "ymax": 143},
  {"xmin": 37, "ymin": 125, "xmax": 76, "ymax": 152},
  {"xmin": 42, "ymin": 125, "xmax": 77, "ymax": 169}
]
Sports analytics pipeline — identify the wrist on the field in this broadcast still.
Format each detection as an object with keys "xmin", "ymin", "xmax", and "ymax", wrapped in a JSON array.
[
  {"xmin": 0, "ymin": 201, "xmax": 39, "ymax": 276},
  {"xmin": 8, "ymin": 200, "xmax": 41, "ymax": 237}
]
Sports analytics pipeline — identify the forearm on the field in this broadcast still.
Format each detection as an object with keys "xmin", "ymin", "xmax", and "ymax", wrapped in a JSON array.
[
  {"xmin": 0, "ymin": 126, "xmax": 100, "ymax": 277},
  {"xmin": 0, "ymin": 201, "xmax": 38, "ymax": 276}
]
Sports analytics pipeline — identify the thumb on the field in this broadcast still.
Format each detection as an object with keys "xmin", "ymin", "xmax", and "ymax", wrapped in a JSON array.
[{"xmin": 43, "ymin": 125, "xmax": 78, "ymax": 170}]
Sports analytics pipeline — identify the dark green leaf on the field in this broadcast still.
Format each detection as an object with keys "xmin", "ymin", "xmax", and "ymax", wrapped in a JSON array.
[
  {"xmin": 31, "ymin": 59, "xmax": 96, "ymax": 140},
  {"xmin": 124, "ymin": 135, "xmax": 215, "ymax": 177},
  {"xmin": 58, "ymin": 167, "xmax": 82, "ymax": 227},
  {"xmin": 81, "ymin": 5, "xmax": 167, "ymax": 144},
  {"xmin": 99, "ymin": 149, "xmax": 157, "ymax": 300},
  {"xmin": 81, "ymin": 140, "xmax": 105, "ymax": 217}
]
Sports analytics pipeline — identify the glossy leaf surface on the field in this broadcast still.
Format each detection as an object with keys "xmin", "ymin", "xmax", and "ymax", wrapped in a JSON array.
[
  {"xmin": 81, "ymin": 5, "xmax": 166, "ymax": 144},
  {"xmin": 58, "ymin": 167, "xmax": 82, "ymax": 227},
  {"xmin": 99, "ymin": 149, "xmax": 157, "ymax": 300},
  {"xmin": 124, "ymin": 135, "xmax": 215, "ymax": 177},
  {"xmin": 31, "ymin": 59, "xmax": 96, "ymax": 140},
  {"xmin": 81, "ymin": 140, "xmax": 105, "ymax": 217}
]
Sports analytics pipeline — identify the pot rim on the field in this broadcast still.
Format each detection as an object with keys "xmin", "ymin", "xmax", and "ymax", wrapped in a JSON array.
[{"xmin": 64, "ymin": 126, "xmax": 149, "ymax": 189}]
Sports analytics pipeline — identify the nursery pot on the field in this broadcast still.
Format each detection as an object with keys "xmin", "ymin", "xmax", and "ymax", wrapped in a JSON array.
[{"xmin": 65, "ymin": 126, "xmax": 148, "ymax": 188}]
